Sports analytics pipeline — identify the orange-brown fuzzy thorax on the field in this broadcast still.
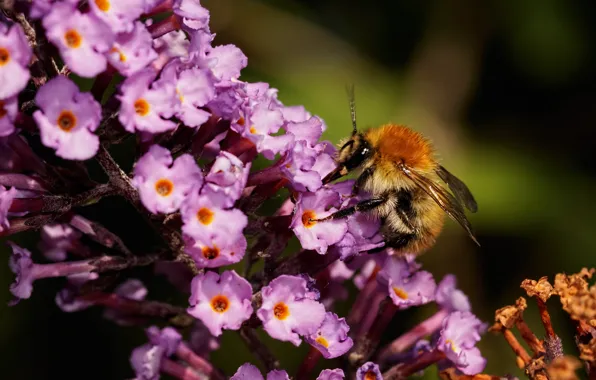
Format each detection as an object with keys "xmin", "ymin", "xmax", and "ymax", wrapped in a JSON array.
[{"xmin": 365, "ymin": 124, "xmax": 436, "ymax": 172}]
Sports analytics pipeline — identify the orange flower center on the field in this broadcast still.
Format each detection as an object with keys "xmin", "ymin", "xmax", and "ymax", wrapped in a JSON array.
[
  {"xmin": 445, "ymin": 339, "xmax": 457, "ymax": 352},
  {"xmin": 64, "ymin": 29, "xmax": 82, "ymax": 48},
  {"xmin": 249, "ymin": 126, "xmax": 257, "ymax": 134},
  {"xmin": 273, "ymin": 302, "xmax": 289, "ymax": 320},
  {"xmin": 315, "ymin": 336, "xmax": 329, "ymax": 348},
  {"xmin": 0, "ymin": 101, "xmax": 6, "ymax": 118},
  {"xmin": 56, "ymin": 110, "xmax": 77, "ymax": 132},
  {"xmin": 134, "ymin": 99, "xmax": 150, "ymax": 116},
  {"xmin": 197, "ymin": 207, "xmax": 214, "ymax": 225},
  {"xmin": 154, "ymin": 179, "xmax": 174, "ymax": 196},
  {"xmin": 110, "ymin": 47, "xmax": 126, "ymax": 62},
  {"xmin": 0, "ymin": 47, "xmax": 10, "ymax": 66},
  {"xmin": 364, "ymin": 371, "xmax": 377, "ymax": 380},
  {"xmin": 202, "ymin": 245, "xmax": 219, "ymax": 260},
  {"xmin": 392, "ymin": 287, "xmax": 408, "ymax": 300},
  {"xmin": 237, "ymin": 117, "xmax": 245, "ymax": 126},
  {"xmin": 210, "ymin": 295, "xmax": 230, "ymax": 313},
  {"xmin": 95, "ymin": 0, "xmax": 110, "ymax": 11},
  {"xmin": 301, "ymin": 210, "xmax": 317, "ymax": 228}
]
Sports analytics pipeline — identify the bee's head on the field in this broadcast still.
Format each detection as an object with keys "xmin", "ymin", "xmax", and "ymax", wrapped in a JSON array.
[{"xmin": 323, "ymin": 133, "xmax": 373, "ymax": 184}]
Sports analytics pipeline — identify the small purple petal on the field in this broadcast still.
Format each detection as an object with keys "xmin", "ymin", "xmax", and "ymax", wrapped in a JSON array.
[
  {"xmin": 43, "ymin": 3, "xmax": 115, "ymax": 77},
  {"xmin": 132, "ymin": 145, "xmax": 203, "ymax": 214},
  {"xmin": 356, "ymin": 362, "xmax": 382, "ymax": 380},
  {"xmin": 7, "ymin": 241, "xmax": 34, "ymax": 302},
  {"xmin": 89, "ymin": 0, "xmax": 145, "ymax": 33},
  {"xmin": 174, "ymin": 0, "xmax": 211, "ymax": 31},
  {"xmin": 267, "ymin": 370, "xmax": 290, "ymax": 380},
  {"xmin": 0, "ymin": 186, "xmax": 16, "ymax": 233},
  {"xmin": 290, "ymin": 189, "xmax": 348, "ymax": 255},
  {"xmin": 33, "ymin": 76, "xmax": 102, "ymax": 160},
  {"xmin": 108, "ymin": 22, "xmax": 158, "ymax": 76},
  {"xmin": 118, "ymin": 68, "xmax": 178, "ymax": 133},
  {"xmin": 208, "ymin": 44, "xmax": 247, "ymax": 84},
  {"xmin": 436, "ymin": 274, "xmax": 471, "ymax": 312},
  {"xmin": 317, "ymin": 369, "xmax": 345, "ymax": 380},
  {"xmin": 306, "ymin": 312, "xmax": 353, "ymax": 359},
  {"xmin": 257, "ymin": 275, "xmax": 326, "ymax": 346},
  {"xmin": 437, "ymin": 311, "xmax": 487, "ymax": 375},
  {"xmin": 0, "ymin": 96, "xmax": 18, "ymax": 137},
  {"xmin": 184, "ymin": 234, "xmax": 247, "ymax": 268},
  {"xmin": 231, "ymin": 363, "xmax": 264, "ymax": 380},
  {"xmin": 187, "ymin": 270, "xmax": 253, "ymax": 336},
  {"xmin": 0, "ymin": 24, "xmax": 32, "ymax": 99}
]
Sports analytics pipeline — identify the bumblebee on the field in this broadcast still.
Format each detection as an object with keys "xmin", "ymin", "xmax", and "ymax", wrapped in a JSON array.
[{"xmin": 313, "ymin": 88, "xmax": 479, "ymax": 255}]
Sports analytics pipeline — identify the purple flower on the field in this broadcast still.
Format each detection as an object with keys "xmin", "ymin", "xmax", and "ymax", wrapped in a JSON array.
[
  {"xmin": 0, "ymin": 96, "xmax": 18, "ymax": 137},
  {"xmin": 0, "ymin": 24, "xmax": 31, "ymax": 99},
  {"xmin": 279, "ymin": 138, "xmax": 335, "ymax": 192},
  {"xmin": 231, "ymin": 363, "xmax": 263, "ymax": 380},
  {"xmin": 89, "ymin": 0, "xmax": 145, "ymax": 33},
  {"xmin": 173, "ymin": 0, "xmax": 210, "ymax": 31},
  {"xmin": 317, "ymin": 369, "xmax": 345, "ymax": 380},
  {"xmin": 356, "ymin": 362, "xmax": 382, "ymax": 380},
  {"xmin": 231, "ymin": 363, "xmax": 290, "ymax": 380},
  {"xmin": 103, "ymin": 279, "xmax": 148, "ymax": 325},
  {"xmin": 306, "ymin": 312, "xmax": 353, "ymax": 358},
  {"xmin": 152, "ymin": 31, "xmax": 189, "ymax": 70},
  {"xmin": 38, "ymin": 223, "xmax": 81, "ymax": 262},
  {"xmin": 107, "ymin": 22, "xmax": 158, "ymax": 77},
  {"xmin": 290, "ymin": 188, "xmax": 348, "ymax": 255},
  {"xmin": 329, "ymin": 181, "xmax": 384, "ymax": 259},
  {"xmin": 379, "ymin": 256, "xmax": 436, "ymax": 309},
  {"xmin": 257, "ymin": 275, "xmax": 326, "ymax": 346},
  {"xmin": 118, "ymin": 68, "xmax": 178, "ymax": 133},
  {"xmin": 202, "ymin": 151, "xmax": 251, "ymax": 208},
  {"xmin": 187, "ymin": 270, "xmax": 252, "ymax": 336},
  {"xmin": 184, "ymin": 234, "xmax": 247, "ymax": 268},
  {"xmin": 181, "ymin": 191, "xmax": 247, "ymax": 244},
  {"xmin": 241, "ymin": 103, "xmax": 292, "ymax": 160},
  {"xmin": 43, "ymin": 3, "xmax": 115, "ymax": 77},
  {"xmin": 437, "ymin": 311, "xmax": 487, "ymax": 375},
  {"xmin": 32, "ymin": 76, "xmax": 102, "ymax": 160},
  {"xmin": 132, "ymin": 145, "xmax": 203, "ymax": 214},
  {"xmin": 0, "ymin": 186, "xmax": 16, "ymax": 233},
  {"xmin": 285, "ymin": 116, "xmax": 324, "ymax": 147},
  {"xmin": 161, "ymin": 61, "xmax": 215, "ymax": 127},
  {"xmin": 436, "ymin": 274, "xmax": 471, "ymax": 312},
  {"xmin": 7, "ymin": 242, "xmax": 96, "ymax": 303},
  {"xmin": 208, "ymin": 44, "xmax": 248, "ymax": 85},
  {"xmin": 131, "ymin": 326, "xmax": 181, "ymax": 380}
]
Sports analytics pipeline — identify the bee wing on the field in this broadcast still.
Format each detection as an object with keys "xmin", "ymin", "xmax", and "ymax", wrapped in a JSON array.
[
  {"xmin": 397, "ymin": 162, "xmax": 480, "ymax": 246},
  {"xmin": 435, "ymin": 165, "xmax": 478, "ymax": 213}
]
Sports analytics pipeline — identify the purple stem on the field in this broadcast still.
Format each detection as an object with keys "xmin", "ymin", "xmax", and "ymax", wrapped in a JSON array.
[
  {"xmin": 246, "ymin": 165, "xmax": 284, "ymax": 187},
  {"xmin": 161, "ymin": 358, "xmax": 203, "ymax": 380},
  {"xmin": 148, "ymin": 14, "xmax": 180, "ymax": 39},
  {"xmin": 176, "ymin": 342, "xmax": 225, "ymax": 380},
  {"xmin": 376, "ymin": 308, "xmax": 449, "ymax": 364},
  {"xmin": 0, "ymin": 173, "xmax": 47, "ymax": 192}
]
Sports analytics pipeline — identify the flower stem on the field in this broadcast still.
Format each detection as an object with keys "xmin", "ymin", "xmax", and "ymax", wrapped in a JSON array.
[
  {"xmin": 148, "ymin": 14, "xmax": 180, "ymax": 39},
  {"xmin": 176, "ymin": 342, "xmax": 225, "ymax": 380},
  {"xmin": 377, "ymin": 308, "xmax": 449, "ymax": 364},
  {"xmin": 382, "ymin": 350, "xmax": 445, "ymax": 379},
  {"xmin": 515, "ymin": 317, "xmax": 544, "ymax": 354},
  {"xmin": 535, "ymin": 298, "xmax": 563, "ymax": 361},
  {"xmin": 295, "ymin": 346, "xmax": 322, "ymax": 380},
  {"xmin": 161, "ymin": 358, "xmax": 203, "ymax": 380},
  {"xmin": 501, "ymin": 329, "xmax": 531, "ymax": 367},
  {"xmin": 247, "ymin": 165, "xmax": 283, "ymax": 187}
]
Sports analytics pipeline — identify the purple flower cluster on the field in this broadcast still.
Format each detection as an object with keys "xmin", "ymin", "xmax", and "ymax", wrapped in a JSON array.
[{"xmin": 0, "ymin": 1, "xmax": 492, "ymax": 379}]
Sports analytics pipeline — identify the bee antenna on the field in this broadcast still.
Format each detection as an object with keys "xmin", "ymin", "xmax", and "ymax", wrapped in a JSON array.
[{"xmin": 346, "ymin": 84, "xmax": 357, "ymax": 136}]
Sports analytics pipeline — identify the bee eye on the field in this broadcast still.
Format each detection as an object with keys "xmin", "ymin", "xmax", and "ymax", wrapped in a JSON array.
[{"xmin": 361, "ymin": 147, "xmax": 370, "ymax": 156}]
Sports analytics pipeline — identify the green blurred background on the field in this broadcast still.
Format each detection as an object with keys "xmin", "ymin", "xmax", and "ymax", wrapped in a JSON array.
[{"xmin": 3, "ymin": 0, "xmax": 596, "ymax": 378}]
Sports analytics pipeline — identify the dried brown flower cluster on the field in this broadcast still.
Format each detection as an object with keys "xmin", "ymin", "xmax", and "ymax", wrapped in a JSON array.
[{"xmin": 491, "ymin": 268, "xmax": 596, "ymax": 379}]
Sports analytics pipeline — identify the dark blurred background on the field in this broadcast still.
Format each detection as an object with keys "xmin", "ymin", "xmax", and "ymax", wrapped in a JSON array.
[{"xmin": 3, "ymin": 0, "xmax": 596, "ymax": 378}]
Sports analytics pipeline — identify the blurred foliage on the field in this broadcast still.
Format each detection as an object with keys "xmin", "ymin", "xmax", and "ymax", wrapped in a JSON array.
[{"xmin": 3, "ymin": 0, "xmax": 596, "ymax": 378}]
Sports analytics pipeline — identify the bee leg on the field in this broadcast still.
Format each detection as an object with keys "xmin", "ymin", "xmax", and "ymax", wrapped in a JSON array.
[
  {"xmin": 312, "ymin": 196, "xmax": 386, "ymax": 222},
  {"xmin": 350, "ymin": 166, "xmax": 375, "ymax": 197}
]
